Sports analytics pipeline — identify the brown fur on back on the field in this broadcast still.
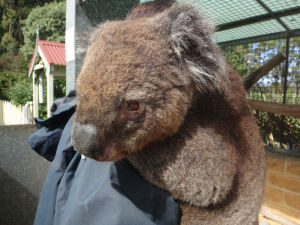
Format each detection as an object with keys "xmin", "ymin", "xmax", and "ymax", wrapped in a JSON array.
[
  {"xmin": 128, "ymin": 64, "xmax": 265, "ymax": 224},
  {"xmin": 72, "ymin": 2, "xmax": 265, "ymax": 224}
]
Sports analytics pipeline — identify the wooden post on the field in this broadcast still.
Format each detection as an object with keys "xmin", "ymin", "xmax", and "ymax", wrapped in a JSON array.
[
  {"xmin": 46, "ymin": 69, "xmax": 54, "ymax": 118},
  {"xmin": 38, "ymin": 75, "xmax": 44, "ymax": 104},
  {"xmin": 32, "ymin": 71, "xmax": 39, "ymax": 118}
]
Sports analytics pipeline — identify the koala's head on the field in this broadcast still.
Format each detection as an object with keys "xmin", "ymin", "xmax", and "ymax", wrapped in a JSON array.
[{"xmin": 71, "ymin": 2, "xmax": 225, "ymax": 161}]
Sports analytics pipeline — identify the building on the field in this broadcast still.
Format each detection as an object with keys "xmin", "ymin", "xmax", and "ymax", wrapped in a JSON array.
[{"xmin": 28, "ymin": 40, "xmax": 66, "ymax": 118}]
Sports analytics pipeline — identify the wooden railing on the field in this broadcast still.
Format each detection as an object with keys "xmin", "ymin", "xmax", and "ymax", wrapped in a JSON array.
[{"xmin": 248, "ymin": 100, "xmax": 300, "ymax": 118}]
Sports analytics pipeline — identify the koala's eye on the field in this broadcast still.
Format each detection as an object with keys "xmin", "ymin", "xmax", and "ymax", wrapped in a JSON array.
[
  {"xmin": 119, "ymin": 100, "xmax": 144, "ymax": 122},
  {"xmin": 127, "ymin": 101, "xmax": 139, "ymax": 111}
]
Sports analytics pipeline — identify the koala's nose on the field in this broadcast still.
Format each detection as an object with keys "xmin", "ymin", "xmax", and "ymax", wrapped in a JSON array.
[{"xmin": 71, "ymin": 122, "xmax": 102, "ymax": 156}]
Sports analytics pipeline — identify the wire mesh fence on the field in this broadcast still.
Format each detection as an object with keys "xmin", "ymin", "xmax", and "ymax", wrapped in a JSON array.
[
  {"xmin": 221, "ymin": 36, "xmax": 300, "ymax": 153},
  {"xmin": 221, "ymin": 36, "xmax": 300, "ymax": 105}
]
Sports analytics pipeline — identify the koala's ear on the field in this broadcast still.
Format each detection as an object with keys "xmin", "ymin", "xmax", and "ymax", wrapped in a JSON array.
[{"xmin": 162, "ymin": 3, "xmax": 226, "ymax": 92}]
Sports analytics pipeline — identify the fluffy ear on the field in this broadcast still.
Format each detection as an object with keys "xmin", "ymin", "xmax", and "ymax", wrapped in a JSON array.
[{"xmin": 163, "ymin": 3, "xmax": 226, "ymax": 92}]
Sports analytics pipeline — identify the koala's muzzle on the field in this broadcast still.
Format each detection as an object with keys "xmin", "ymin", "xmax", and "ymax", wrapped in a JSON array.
[{"xmin": 71, "ymin": 122, "xmax": 104, "ymax": 158}]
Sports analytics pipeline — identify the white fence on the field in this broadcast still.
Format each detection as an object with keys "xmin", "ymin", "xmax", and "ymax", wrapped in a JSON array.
[{"xmin": 0, "ymin": 100, "xmax": 33, "ymax": 125}]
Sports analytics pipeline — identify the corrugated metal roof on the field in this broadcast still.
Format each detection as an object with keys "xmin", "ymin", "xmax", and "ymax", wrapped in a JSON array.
[
  {"xmin": 38, "ymin": 40, "xmax": 65, "ymax": 66},
  {"xmin": 28, "ymin": 40, "xmax": 65, "ymax": 75}
]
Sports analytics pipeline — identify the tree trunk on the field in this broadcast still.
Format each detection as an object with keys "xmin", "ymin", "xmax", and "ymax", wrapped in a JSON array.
[{"xmin": 17, "ymin": 5, "xmax": 24, "ymax": 44}]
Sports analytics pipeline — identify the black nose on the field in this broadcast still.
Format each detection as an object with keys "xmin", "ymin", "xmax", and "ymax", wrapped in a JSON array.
[{"xmin": 71, "ymin": 122, "xmax": 103, "ymax": 157}]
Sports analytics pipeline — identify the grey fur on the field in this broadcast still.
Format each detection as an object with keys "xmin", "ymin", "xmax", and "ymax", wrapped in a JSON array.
[
  {"xmin": 72, "ymin": 2, "xmax": 265, "ymax": 225},
  {"xmin": 165, "ymin": 3, "xmax": 226, "ymax": 92}
]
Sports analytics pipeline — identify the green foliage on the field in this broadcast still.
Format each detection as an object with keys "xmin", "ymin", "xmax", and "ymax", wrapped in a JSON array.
[
  {"xmin": 7, "ymin": 76, "xmax": 32, "ymax": 105},
  {"xmin": 0, "ymin": 52, "xmax": 26, "ymax": 99},
  {"xmin": 222, "ymin": 46, "xmax": 248, "ymax": 79},
  {"xmin": 0, "ymin": 32, "xmax": 18, "ymax": 53},
  {"xmin": 0, "ymin": 71, "xmax": 18, "ymax": 100},
  {"xmin": 54, "ymin": 79, "xmax": 66, "ymax": 99},
  {"xmin": 0, "ymin": 5, "xmax": 3, "ymax": 38},
  {"xmin": 0, "ymin": 0, "xmax": 57, "ymax": 54},
  {"xmin": 1, "ymin": 8, "xmax": 17, "ymax": 30},
  {"xmin": 254, "ymin": 110, "xmax": 300, "ymax": 151},
  {"xmin": 0, "ymin": 53, "xmax": 27, "ymax": 72},
  {"xmin": 39, "ymin": 103, "xmax": 47, "ymax": 119},
  {"xmin": 21, "ymin": 1, "xmax": 66, "ymax": 59},
  {"xmin": 0, "ymin": 1, "xmax": 20, "ymax": 55}
]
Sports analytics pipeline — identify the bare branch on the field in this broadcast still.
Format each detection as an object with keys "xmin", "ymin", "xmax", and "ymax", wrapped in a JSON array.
[{"xmin": 244, "ymin": 53, "xmax": 285, "ymax": 90}]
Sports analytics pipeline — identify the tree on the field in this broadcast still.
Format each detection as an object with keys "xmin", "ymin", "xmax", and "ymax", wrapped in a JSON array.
[
  {"xmin": 7, "ymin": 76, "xmax": 32, "ymax": 105},
  {"xmin": 0, "ymin": 32, "xmax": 18, "ymax": 53},
  {"xmin": 0, "ymin": 53, "xmax": 27, "ymax": 99},
  {"xmin": 222, "ymin": 45, "xmax": 248, "ymax": 79},
  {"xmin": 21, "ymin": 1, "xmax": 66, "ymax": 59},
  {"xmin": 0, "ymin": 0, "xmax": 55, "ymax": 53}
]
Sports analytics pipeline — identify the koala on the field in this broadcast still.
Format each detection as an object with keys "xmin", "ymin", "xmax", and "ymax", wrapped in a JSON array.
[{"xmin": 71, "ymin": 1, "xmax": 265, "ymax": 224}]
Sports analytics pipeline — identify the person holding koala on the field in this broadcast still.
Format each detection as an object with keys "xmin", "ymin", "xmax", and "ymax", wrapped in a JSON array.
[{"xmin": 30, "ymin": 1, "xmax": 265, "ymax": 225}]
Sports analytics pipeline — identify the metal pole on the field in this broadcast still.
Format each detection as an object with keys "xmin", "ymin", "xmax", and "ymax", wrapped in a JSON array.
[
  {"xmin": 66, "ymin": 0, "xmax": 76, "ymax": 94},
  {"xmin": 36, "ymin": 25, "xmax": 40, "ymax": 46},
  {"xmin": 283, "ymin": 34, "xmax": 290, "ymax": 104}
]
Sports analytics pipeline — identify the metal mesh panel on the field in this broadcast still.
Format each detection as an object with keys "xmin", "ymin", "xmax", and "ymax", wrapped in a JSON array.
[
  {"xmin": 281, "ymin": 14, "xmax": 300, "ymax": 30},
  {"xmin": 214, "ymin": 19, "xmax": 285, "ymax": 43},
  {"xmin": 263, "ymin": 0, "xmax": 300, "ymax": 11},
  {"xmin": 141, "ymin": 0, "xmax": 300, "ymax": 44},
  {"xmin": 180, "ymin": 0, "xmax": 266, "ymax": 26},
  {"xmin": 222, "ymin": 37, "xmax": 300, "ymax": 151},
  {"xmin": 221, "ymin": 37, "xmax": 300, "ymax": 105},
  {"xmin": 287, "ymin": 36, "xmax": 300, "ymax": 104}
]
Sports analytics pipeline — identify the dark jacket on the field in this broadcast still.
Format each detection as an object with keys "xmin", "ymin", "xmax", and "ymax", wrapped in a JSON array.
[{"xmin": 29, "ymin": 91, "xmax": 179, "ymax": 225}]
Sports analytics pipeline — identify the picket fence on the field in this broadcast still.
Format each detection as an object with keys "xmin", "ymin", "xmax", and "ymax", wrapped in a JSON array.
[{"xmin": 0, "ymin": 100, "xmax": 33, "ymax": 125}]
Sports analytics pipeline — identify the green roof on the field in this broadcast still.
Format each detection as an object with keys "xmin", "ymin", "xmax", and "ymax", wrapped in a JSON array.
[{"xmin": 141, "ymin": 0, "xmax": 300, "ymax": 45}]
